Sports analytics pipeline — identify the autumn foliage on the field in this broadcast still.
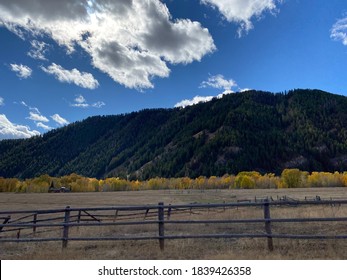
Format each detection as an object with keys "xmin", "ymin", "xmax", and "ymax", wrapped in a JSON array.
[{"xmin": 0, "ymin": 169, "xmax": 347, "ymax": 193}]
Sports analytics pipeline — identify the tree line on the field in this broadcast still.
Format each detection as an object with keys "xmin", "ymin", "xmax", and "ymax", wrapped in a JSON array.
[{"xmin": 1, "ymin": 169, "xmax": 346, "ymax": 193}]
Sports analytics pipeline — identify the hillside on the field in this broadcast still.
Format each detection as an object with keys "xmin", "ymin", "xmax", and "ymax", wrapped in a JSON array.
[{"xmin": 1, "ymin": 89, "xmax": 347, "ymax": 179}]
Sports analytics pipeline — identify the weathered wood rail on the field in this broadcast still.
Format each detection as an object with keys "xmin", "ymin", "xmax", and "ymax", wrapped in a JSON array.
[{"xmin": 1, "ymin": 199, "xmax": 347, "ymax": 251}]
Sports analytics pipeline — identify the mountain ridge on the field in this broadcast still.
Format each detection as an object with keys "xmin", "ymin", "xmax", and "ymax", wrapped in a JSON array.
[{"xmin": 1, "ymin": 89, "xmax": 347, "ymax": 179}]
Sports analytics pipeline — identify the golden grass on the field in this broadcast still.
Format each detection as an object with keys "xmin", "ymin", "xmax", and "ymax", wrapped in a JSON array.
[
  {"xmin": 2, "ymin": 238, "xmax": 347, "ymax": 260},
  {"xmin": 1, "ymin": 188, "xmax": 347, "ymax": 260},
  {"xmin": 1, "ymin": 187, "xmax": 347, "ymax": 210}
]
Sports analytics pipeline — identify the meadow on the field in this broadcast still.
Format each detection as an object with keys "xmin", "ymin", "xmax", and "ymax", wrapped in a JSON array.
[{"xmin": 1, "ymin": 187, "xmax": 347, "ymax": 260}]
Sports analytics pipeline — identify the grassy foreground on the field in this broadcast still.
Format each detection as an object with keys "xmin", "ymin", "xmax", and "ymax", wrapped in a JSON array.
[
  {"xmin": 1, "ymin": 188, "xmax": 347, "ymax": 260},
  {"xmin": 2, "ymin": 238, "xmax": 347, "ymax": 260}
]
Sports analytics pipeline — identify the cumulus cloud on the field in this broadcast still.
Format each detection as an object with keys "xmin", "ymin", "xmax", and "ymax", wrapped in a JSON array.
[
  {"xmin": 174, "ymin": 91, "xmax": 235, "ymax": 108},
  {"xmin": 41, "ymin": 63, "xmax": 99, "ymax": 89},
  {"xmin": 27, "ymin": 40, "xmax": 49, "ymax": 60},
  {"xmin": 0, "ymin": 97, "xmax": 4, "ymax": 106},
  {"xmin": 51, "ymin": 114, "xmax": 69, "ymax": 126},
  {"xmin": 10, "ymin": 63, "xmax": 32, "ymax": 79},
  {"xmin": 36, "ymin": 122, "xmax": 52, "ymax": 130},
  {"xmin": 0, "ymin": 0, "xmax": 216, "ymax": 89},
  {"xmin": 19, "ymin": 101, "xmax": 68, "ymax": 131},
  {"xmin": 75, "ymin": 95, "xmax": 86, "ymax": 104},
  {"xmin": 175, "ymin": 95, "xmax": 216, "ymax": 108},
  {"xmin": 175, "ymin": 74, "xmax": 248, "ymax": 108},
  {"xmin": 70, "ymin": 94, "xmax": 105, "ymax": 108},
  {"xmin": 20, "ymin": 101, "xmax": 56, "ymax": 131},
  {"xmin": 27, "ymin": 111, "xmax": 49, "ymax": 122},
  {"xmin": 21, "ymin": 101, "xmax": 48, "ymax": 122},
  {"xmin": 331, "ymin": 17, "xmax": 347, "ymax": 46},
  {"xmin": 0, "ymin": 114, "xmax": 40, "ymax": 139},
  {"xmin": 200, "ymin": 74, "xmax": 237, "ymax": 91},
  {"xmin": 201, "ymin": 0, "xmax": 281, "ymax": 36}
]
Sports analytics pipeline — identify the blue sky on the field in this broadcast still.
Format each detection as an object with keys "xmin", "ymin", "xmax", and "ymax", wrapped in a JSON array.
[{"xmin": 1, "ymin": 0, "xmax": 347, "ymax": 139}]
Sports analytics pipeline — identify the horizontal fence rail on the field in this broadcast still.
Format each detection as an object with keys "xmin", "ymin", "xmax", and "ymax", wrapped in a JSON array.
[{"xmin": 1, "ymin": 199, "xmax": 347, "ymax": 251}]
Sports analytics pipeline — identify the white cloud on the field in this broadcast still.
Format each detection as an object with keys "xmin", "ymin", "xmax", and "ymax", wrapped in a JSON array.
[
  {"xmin": 21, "ymin": 101, "xmax": 50, "ymax": 124},
  {"xmin": 70, "ymin": 94, "xmax": 105, "ymax": 108},
  {"xmin": 0, "ymin": 0, "xmax": 215, "ymax": 89},
  {"xmin": 10, "ymin": 63, "xmax": 32, "ymax": 79},
  {"xmin": 0, "ymin": 97, "xmax": 4, "ymax": 106},
  {"xmin": 27, "ymin": 40, "xmax": 49, "ymax": 60},
  {"xmin": 36, "ymin": 122, "xmax": 52, "ymax": 130},
  {"xmin": 331, "ymin": 17, "xmax": 347, "ymax": 46},
  {"xmin": 71, "ymin": 103, "xmax": 89, "ymax": 108},
  {"xmin": 75, "ymin": 95, "xmax": 86, "ymax": 104},
  {"xmin": 20, "ymin": 101, "xmax": 41, "ymax": 115},
  {"xmin": 71, "ymin": 96, "xmax": 89, "ymax": 107},
  {"xmin": 92, "ymin": 101, "xmax": 105, "ymax": 108},
  {"xmin": 51, "ymin": 114, "xmax": 69, "ymax": 126},
  {"xmin": 176, "ymin": 74, "xmax": 247, "ymax": 108},
  {"xmin": 174, "ymin": 91, "xmax": 235, "ymax": 108},
  {"xmin": 41, "ymin": 63, "xmax": 99, "ymax": 89},
  {"xmin": 200, "ymin": 74, "xmax": 237, "ymax": 91},
  {"xmin": 0, "ymin": 114, "xmax": 40, "ymax": 139},
  {"xmin": 175, "ymin": 95, "xmax": 216, "ymax": 108},
  {"xmin": 201, "ymin": 0, "xmax": 281, "ymax": 36},
  {"xmin": 21, "ymin": 101, "xmax": 29, "ymax": 107},
  {"xmin": 27, "ymin": 111, "xmax": 49, "ymax": 122},
  {"xmin": 20, "ymin": 101, "xmax": 67, "ymax": 131}
]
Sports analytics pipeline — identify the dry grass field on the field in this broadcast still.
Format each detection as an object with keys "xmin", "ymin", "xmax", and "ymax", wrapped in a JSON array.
[{"xmin": 1, "ymin": 187, "xmax": 347, "ymax": 260}]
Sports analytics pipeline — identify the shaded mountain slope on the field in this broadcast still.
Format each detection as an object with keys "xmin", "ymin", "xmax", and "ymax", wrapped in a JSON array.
[{"xmin": 1, "ymin": 89, "xmax": 347, "ymax": 179}]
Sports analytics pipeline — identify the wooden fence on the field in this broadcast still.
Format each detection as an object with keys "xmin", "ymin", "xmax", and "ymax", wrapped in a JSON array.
[{"xmin": 1, "ymin": 199, "xmax": 347, "ymax": 251}]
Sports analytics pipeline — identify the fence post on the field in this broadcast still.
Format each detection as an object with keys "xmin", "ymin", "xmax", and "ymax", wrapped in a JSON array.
[
  {"xmin": 263, "ymin": 199, "xmax": 274, "ymax": 251},
  {"xmin": 144, "ymin": 208, "xmax": 150, "ymax": 220},
  {"xmin": 167, "ymin": 204, "xmax": 172, "ymax": 220},
  {"xmin": 158, "ymin": 202, "xmax": 165, "ymax": 251},
  {"xmin": 113, "ymin": 210, "xmax": 118, "ymax": 222},
  {"xmin": 62, "ymin": 206, "xmax": 71, "ymax": 249},
  {"xmin": 33, "ymin": 213, "xmax": 38, "ymax": 234},
  {"xmin": 77, "ymin": 210, "xmax": 82, "ymax": 232},
  {"xmin": 77, "ymin": 210, "xmax": 82, "ymax": 223},
  {"xmin": 76, "ymin": 210, "xmax": 82, "ymax": 232}
]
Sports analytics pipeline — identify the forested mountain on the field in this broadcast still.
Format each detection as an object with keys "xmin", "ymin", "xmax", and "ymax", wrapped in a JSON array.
[{"xmin": 1, "ymin": 89, "xmax": 347, "ymax": 179}]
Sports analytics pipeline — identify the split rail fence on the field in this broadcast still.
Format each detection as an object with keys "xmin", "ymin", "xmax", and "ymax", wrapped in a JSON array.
[{"xmin": 1, "ymin": 199, "xmax": 347, "ymax": 251}]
